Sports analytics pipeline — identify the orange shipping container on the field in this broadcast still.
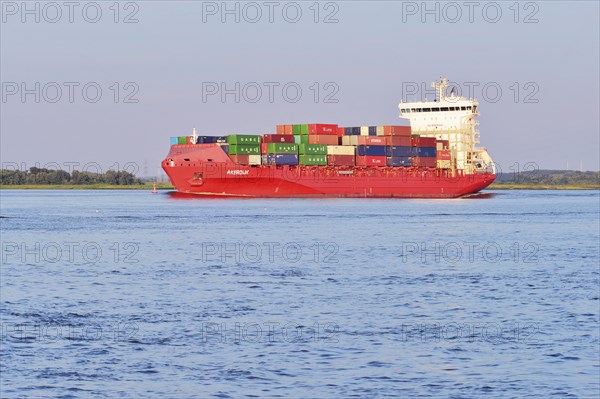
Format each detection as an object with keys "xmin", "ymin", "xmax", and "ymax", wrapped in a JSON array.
[
  {"xmin": 412, "ymin": 157, "xmax": 437, "ymax": 168},
  {"xmin": 283, "ymin": 125, "xmax": 293, "ymax": 135},
  {"xmin": 229, "ymin": 154, "xmax": 250, "ymax": 165},
  {"xmin": 276, "ymin": 125, "xmax": 286, "ymax": 135},
  {"xmin": 309, "ymin": 135, "xmax": 339, "ymax": 145},
  {"xmin": 387, "ymin": 136, "xmax": 411, "ymax": 146},
  {"xmin": 358, "ymin": 136, "xmax": 387, "ymax": 146},
  {"xmin": 383, "ymin": 126, "xmax": 411, "ymax": 136}
]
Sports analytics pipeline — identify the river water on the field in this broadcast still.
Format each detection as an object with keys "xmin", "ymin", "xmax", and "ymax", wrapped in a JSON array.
[{"xmin": 1, "ymin": 189, "xmax": 598, "ymax": 398}]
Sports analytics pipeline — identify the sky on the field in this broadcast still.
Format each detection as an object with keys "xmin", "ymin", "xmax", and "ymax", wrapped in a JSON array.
[{"xmin": 1, "ymin": 1, "xmax": 599, "ymax": 177}]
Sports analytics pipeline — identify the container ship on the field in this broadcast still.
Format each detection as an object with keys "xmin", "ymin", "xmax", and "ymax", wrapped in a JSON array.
[{"xmin": 162, "ymin": 77, "xmax": 496, "ymax": 198}]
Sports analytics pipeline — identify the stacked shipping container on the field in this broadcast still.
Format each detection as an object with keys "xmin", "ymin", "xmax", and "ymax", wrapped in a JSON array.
[{"xmin": 171, "ymin": 124, "xmax": 452, "ymax": 169}]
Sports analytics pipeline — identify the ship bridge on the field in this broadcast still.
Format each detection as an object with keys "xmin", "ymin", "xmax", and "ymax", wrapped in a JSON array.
[{"xmin": 399, "ymin": 77, "xmax": 495, "ymax": 174}]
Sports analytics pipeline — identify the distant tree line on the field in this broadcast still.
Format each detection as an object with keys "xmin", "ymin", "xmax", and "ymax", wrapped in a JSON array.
[
  {"xmin": 495, "ymin": 170, "xmax": 599, "ymax": 186},
  {"xmin": 0, "ymin": 167, "xmax": 143, "ymax": 185}
]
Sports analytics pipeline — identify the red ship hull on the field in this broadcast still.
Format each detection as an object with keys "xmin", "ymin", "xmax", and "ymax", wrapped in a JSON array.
[{"xmin": 162, "ymin": 144, "xmax": 496, "ymax": 198}]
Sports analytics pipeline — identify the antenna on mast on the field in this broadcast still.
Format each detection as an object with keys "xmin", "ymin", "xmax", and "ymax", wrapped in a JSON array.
[{"xmin": 432, "ymin": 76, "xmax": 449, "ymax": 101}]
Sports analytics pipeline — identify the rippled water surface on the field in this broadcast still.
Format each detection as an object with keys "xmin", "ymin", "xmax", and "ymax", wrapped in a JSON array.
[{"xmin": 1, "ymin": 189, "xmax": 599, "ymax": 398}]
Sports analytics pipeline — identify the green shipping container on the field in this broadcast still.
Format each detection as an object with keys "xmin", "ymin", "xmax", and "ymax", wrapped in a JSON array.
[
  {"xmin": 227, "ymin": 135, "xmax": 261, "ymax": 145},
  {"xmin": 293, "ymin": 135, "xmax": 302, "ymax": 144},
  {"xmin": 229, "ymin": 145, "xmax": 260, "ymax": 155},
  {"xmin": 267, "ymin": 143, "xmax": 298, "ymax": 154},
  {"xmin": 300, "ymin": 124, "xmax": 309, "ymax": 135},
  {"xmin": 299, "ymin": 144, "xmax": 327, "ymax": 155},
  {"xmin": 178, "ymin": 136, "xmax": 187, "ymax": 144},
  {"xmin": 299, "ymin": 135, "xmax": 309, "ymax": 144},
  {"xmin": 300, "ymin": 155, "xmax": 327, "ymax": 165},
  {"xmin": 292, "ymin": 125, "xmax": 302, "ymax": 135}
]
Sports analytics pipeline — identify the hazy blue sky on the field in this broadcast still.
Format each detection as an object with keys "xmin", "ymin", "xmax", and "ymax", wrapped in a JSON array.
[{"xmin": 1, "ymin": 1, "xmax": 599, "ymax": 176}]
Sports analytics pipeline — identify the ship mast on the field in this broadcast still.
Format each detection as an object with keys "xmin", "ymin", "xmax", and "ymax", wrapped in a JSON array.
[
  {"xmin": 191, "ymin": 127, "xmax": 198, "ymax": 144},
  {"xmin": 432, "ymin": 76, "xmax": 449, "ymax": 102}
]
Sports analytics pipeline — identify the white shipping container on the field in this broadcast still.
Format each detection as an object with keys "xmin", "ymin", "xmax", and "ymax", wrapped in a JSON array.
[
  {"xmin": 248, "ymin": 155, "xmax": 262, "ymax": 165},
  {"xmin": 327, "ymin": 145, "xmax": 356, "ymax": 156},
  {"xmin": 360, "ymin": 126, "xmax": 370, "ymax": 136},
  {"xmin": 376, "ymin": 126, "xmax": 385, "ymax": 136},
  {"xmin": 342, "ymin": 136, "xmax": 359, "ymax": 146}
]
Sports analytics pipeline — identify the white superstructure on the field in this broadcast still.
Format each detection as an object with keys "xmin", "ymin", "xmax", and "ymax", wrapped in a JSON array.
[{"xmin": 399, "ymin": 77, "xmax": 495, "ymax": 174}]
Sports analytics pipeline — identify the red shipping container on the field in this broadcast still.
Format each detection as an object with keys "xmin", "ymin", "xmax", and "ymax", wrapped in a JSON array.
[
  {"xmin": 309, "ymin": 135, "xmax": 339, "ymax": 145},
  {"xmin": 283, "ymin": 125, "xmax": 293, "ymax": 135},
  {"xmin": 337, "ymin": 127, "xmax": 345, "ymax": 137},
  {"xmin": 358, "ymin": 136, "xmax": 387, "ymax": 146},
  {"xmin": 262, "ymin": 134, "xmax": 295, "ymax": 143},
  {"xmin": 309, "ymin": 124, "xmax": 338, "ymax": 135},
  {"xmin": 229, "ymin": 155, "xmax": 250, "ymax": 165},
  {"xmin": 261, "ymin": 143, "xmax": 269, "ymax": 153},
  {"xmin": 356, "ymin": 156, "xmax": 386, "ymax": 166},
  {"xmin": 437, "ymin": 150, "xmax": 451, "ymax": 160},
  {"xmin": 185, "ymin": 136, "xmax": 193, "ymax": 144},
  {"xmin": 383, "ymin": 126, "xmax": 411, "ymax": 136},
  {"xmin": 327, "ymin": 155, "xmax": 355, "ymax": 166},
  {"xmin": 412, "ymin": 157, "xmax": 437, "ymax": 168},
  {"xmin": 411, "ymin": 136, "xmax": 437, "ymax": 147},
  {"xmin": 276, "ymin": 125, "xmax": 286, "ymax": 135},
  {"xmin": 387, "ymin": 136, "xmax": 411, "ymax": 146}
]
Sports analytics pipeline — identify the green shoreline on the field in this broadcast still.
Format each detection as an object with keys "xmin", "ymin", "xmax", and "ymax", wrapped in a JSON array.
[
  {"xmin": 0, "ymin": 183, "xmax": 175, "ymax": 190},
  {"xmin": 1, "ymin": 183, "xmax": 597, "ymax": 190},
  {"xmin": 487, "ymin": 184, "xmax": 598, "ymax": 190}
]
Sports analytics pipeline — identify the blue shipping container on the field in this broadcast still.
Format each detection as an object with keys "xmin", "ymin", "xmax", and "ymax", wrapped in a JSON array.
[
  {"xmin": 170, "ymin": 137, "xmax": 178, "ymax": 145},
  {"xmin": 345, "ymin": 127, "xmax": 360, "ymax": 136},
  {"xmin": 368, "ymin": 126, "xmax": 377, "ymax": 136},
  {"xmin": 198, "ymin": 136, "xmax": 228, "ymax": 144},
  {"xmin": 357, "ymin": 145, "xmax": 387, "ymax": 156},
  {"xmin": 386, "ymin": 146, "xmax": 415, "ymax": 157},
  {"xmin": 415, "ymin": 147, "xmax": 437, "ymax": 157},
  {"xmin": 386, "ymin": 156, "xmax": 413, "ymax": 167},
  {"xmin": 267, "ymin": 154, "xmax": 299, "ymax": 165}
]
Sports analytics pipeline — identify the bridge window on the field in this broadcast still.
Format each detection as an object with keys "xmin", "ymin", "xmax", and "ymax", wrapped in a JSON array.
[
  {"xmin": 461, "ymin": 106, "xmax": 466, "ymax": 110},
  {"xmin": 441, "ymin": 107, "xmax": 449, "ymax": 111},
  {"xmin": 423, "ymin": 108, "xmax": 431, "ymax": 112},
  {"xmin": 432, "ymin": 107, "xmax": 440, "ymax": 111}
]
